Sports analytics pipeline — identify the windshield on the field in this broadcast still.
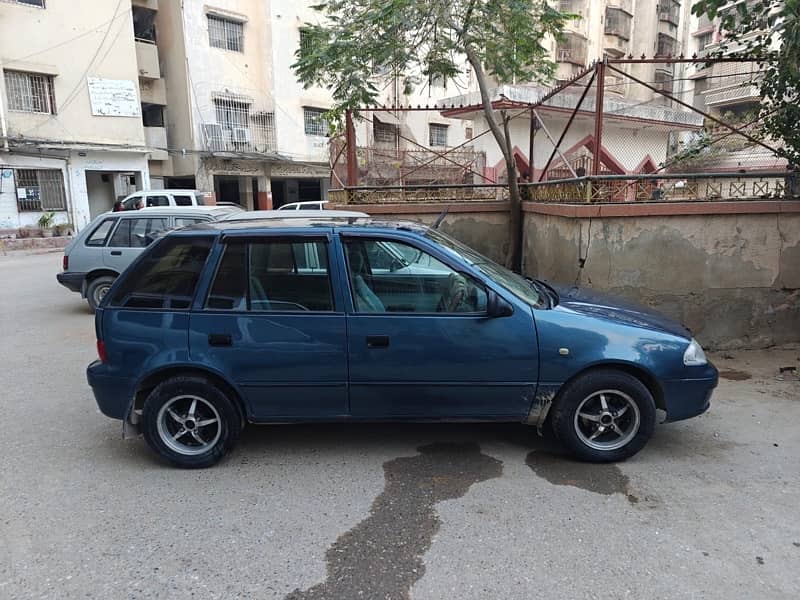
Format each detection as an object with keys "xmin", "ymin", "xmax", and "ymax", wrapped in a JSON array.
[{"xmin": 425, "ymin": 229, "xmax": 544, "ymax": 307}]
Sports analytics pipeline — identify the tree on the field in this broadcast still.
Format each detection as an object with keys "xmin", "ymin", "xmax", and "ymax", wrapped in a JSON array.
[
  {"xmin": 292, "ymin": 0, "xmax": 571, "ymax": 270},
  {"xmin": 692, "ymin": 0, "xmax": 800, "ymax": 167}
]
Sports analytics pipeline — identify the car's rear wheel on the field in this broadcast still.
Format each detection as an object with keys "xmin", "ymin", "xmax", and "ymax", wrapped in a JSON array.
[
  {"xmin": 142, "ymin": 376, "xmax": 241, "ymax": 468},
  {"xmin": 551, "ymin": 370, "xmax": 656, "ymax": 462},
  {"xmin": 86, "ymin": 275, "xmax": 115, "ymax": 311}
]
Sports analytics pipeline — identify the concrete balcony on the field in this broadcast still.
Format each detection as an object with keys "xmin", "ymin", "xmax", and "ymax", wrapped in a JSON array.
[
  {"xmin": 132, "ymin": 0, "xmax": 158, "ymax": 9},
  {"xmin": 135, "ymin": 39, "xmax": 160, "ymax": 79},
  {"xmin": 144, "ymin": 126, "xmax": 168, "ymax": 160},
  {"xmin": 704, "ymin": 84, "xmax": 761, "ymax": 108},
  {"xmin": 139, "ymin": 77, "xmax": 166, "ymax": 105}
]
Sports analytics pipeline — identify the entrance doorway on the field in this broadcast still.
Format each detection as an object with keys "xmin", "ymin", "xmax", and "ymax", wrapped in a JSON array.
[
  {"xmin": 215, "ymin": 176, "xmax": 240, "ymax": 205},
  {"xmin": 85, "ymin": 171, "xmax": 139, "ymax": 218},
  {"xmin": 270, "ymin": 178, "xmax": 323, "ymax": 208}
]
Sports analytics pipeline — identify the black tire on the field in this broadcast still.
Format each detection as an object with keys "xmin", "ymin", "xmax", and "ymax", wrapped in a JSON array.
[
  {"xmin": 86, "ymin": 275, "xmax": 116, "ymax": 311},
  {"xmin": 142, "ymin": 376, "xmax": 241, "ymax": 468},
  {"xmin": 551, "ymin": 369, "xmax": 656, "ymax": 463}
]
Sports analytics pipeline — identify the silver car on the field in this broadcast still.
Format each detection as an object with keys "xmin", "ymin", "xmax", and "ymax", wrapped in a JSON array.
[{"xmin": 57, "ymin": 206, "xmax": 242, "ymax": 310}]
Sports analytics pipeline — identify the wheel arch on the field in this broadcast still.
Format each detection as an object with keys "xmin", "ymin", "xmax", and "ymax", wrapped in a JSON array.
[
  {"xmin": 131, "ymin": 366, "xmax": 248, "ymax": 428},
  {"xmin": 550, "ymin": 361, "xmax": 665, "ymax": 419},
  {"xmin": 83, "ymin": 269, "xmax": 119, "ymax": 296}
]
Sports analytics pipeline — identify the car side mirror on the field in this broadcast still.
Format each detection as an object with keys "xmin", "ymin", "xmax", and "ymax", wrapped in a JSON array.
[{"xmin": 487, "ymin": 289, "xmax": 513, "ymax": 318}]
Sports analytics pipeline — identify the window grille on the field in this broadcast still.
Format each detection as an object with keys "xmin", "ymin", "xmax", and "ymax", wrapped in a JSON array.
[
  {"xmin": 206, "ymin": 96, "xmax": 276, "ymax": 153},
  {"xmin": 373, "ymin": 119, "xmax": 398, "ymax": 146},
  {"xmin": 208, "ymin": 15, "xmax": 243, "ymax": 52},
  {"xmin": 15, "ymin": 169, "xmax": 66, "ymax": 212},
  {"xmin": 656, "ymin": 33, "xmax": 678, "ymax": 57},
  {"xmin": 604, "ymin": 8, "xmax": 632, "ymax": 40},
  {"xmin": 4, "ymin": 70, "xmax": 56, "ymax": 114},
  {"xmin": 657, "ymin": 1, "xmax": 681, "ymax": 25},
  {"xmin": 303, "ymin": 107, "xmax": 328, "ymax": 136},
  {"xmin": 556, "ymin": 33, "xmax": 588, "ymax": 66},
  {"xmin": 298, "ymin": 28, "xmax": 313, "ymax": 58},
  {"xmin": 429, "ymin": 124, "xmax": 448, "ymax": 147}
]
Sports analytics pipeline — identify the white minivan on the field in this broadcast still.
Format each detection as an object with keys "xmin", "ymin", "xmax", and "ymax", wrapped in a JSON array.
[{"xmin": 120, "ymin": 189, "xmax": 211, "ymax": 210}]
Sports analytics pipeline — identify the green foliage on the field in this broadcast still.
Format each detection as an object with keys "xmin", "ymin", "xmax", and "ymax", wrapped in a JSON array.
[
  {"xmin": 692, "ymin": 0, "xmax": 800, "ymax": 166},
  {"xmin": 37, "ymin": 211, "xmax": 55, "ymax": 229},
  {"xmin": 292, "ymin": 0, "xmax": 571, "ymax": 128}
]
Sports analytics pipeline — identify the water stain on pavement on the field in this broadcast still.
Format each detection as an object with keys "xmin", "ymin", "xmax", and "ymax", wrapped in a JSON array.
[
  {"xmin": 284, "ymin": 442, "xmax": 503, "ymax": 600},
  {"xmin": 719, "ymin": 369, "xmax": 752, "ymax": 381},
  {"xmin": 525, "ymin": 451, "xmax": 640, "ymax": 505}
]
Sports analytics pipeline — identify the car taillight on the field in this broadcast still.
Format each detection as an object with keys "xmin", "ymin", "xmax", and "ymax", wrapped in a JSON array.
[
  {"xmin": 63, "ymin": 255, "xmax": 69, "ymax": 271},
  {"xmin": 96, "ymin": 340, "xmax": 107, "ymax": 363}
]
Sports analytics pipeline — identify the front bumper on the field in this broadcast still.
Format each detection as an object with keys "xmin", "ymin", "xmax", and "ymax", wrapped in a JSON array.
[
  {"xmin": 87, "ymin": 360, "xmax": 133, "ymax": 421},
  {"xmin": 660, "ymin": 364, "xmax": 718, "ymax": 423},
  {"xmin": 56, "ymin": 271, "xmax": 86, "ymax": 294}
]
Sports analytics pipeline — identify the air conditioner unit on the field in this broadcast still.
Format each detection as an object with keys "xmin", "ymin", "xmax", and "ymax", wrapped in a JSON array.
[
  {"xmin": 203, "ymin": 123, "xmax": 224, "ymax": 150},
  {"xmin": 232, "ymin": 127, "xmax": 251, "ymax": 144}
]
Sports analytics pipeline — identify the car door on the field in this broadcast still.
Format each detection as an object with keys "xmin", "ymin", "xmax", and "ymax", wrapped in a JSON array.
[
  {"xmin": 341, "ymin": 234, "xmax": 539, "ymax": 419},
  {"xmin": 103, "ymin": 216, "xmax": 170, "ymax": 272},
  {"xmin": 189, "ymin": 233, "xmax": 349, "ymax": 420}
]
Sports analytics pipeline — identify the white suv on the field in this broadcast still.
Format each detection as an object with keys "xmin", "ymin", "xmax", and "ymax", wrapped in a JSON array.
[
  {"xmin": 276, "ymin": 200, "xmax": 329, "ymax": 211},
  {"xmin": 120, "ymin": 190, "xmax": 211, "ymax": 210}
]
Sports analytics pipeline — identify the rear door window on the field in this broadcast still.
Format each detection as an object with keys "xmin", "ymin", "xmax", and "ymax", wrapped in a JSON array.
[
  {"xmin": 85, "ymin": 218, "xmax": 117, "ymax": 247},
  {"xmin": 173, "ymin": 194, "xmax": 194, "ymax": 206},
  {"xmin": 108, "ymin": 236, "xmax": 214, "ymax": 309},
  {"xmin": 174, "ymin": 217, "xmax": 209, "ymax": 228},
  {"xmin": 146, "ymin": 195, "xmax": 170, "ymax": 207},
  {"xmin": 205, "ymin": 239, "xmax": 334, "ymax": 312},
  {"xmin": 108, "ymin": 217, "xmax": 170, "ymax": 248}
]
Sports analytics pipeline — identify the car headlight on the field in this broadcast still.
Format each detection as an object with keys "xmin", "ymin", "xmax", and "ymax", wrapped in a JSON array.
[{"xmin": 683, "ymin": 338, "xmax": 707, "ymax": 366}]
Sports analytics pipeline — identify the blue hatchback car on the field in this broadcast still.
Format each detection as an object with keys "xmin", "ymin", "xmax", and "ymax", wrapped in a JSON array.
[{"xmin": 87, "ymin": 216, "xmax": 717, "ymax": 467}]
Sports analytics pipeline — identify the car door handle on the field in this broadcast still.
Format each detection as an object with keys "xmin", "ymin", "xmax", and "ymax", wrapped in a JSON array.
[
  {"xmin": 366, "ymin": 335, "xmax": 390, "ymax": 349},
  {"xmin": 110, "ymin": 250, "xmax": 122, "ymax": 256},
  {"xmin": 208, "ymin": 333, "xmax": 233, "ymax": 347}
]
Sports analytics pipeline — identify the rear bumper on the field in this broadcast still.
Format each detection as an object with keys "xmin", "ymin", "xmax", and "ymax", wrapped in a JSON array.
[
  {"xmin": 660, "ymin": 366, "xmax": 718, "ymax": 423},
  {"xmin": 57, "ymin": 271, "xmax": 86, "ymax": 294},
  {"xmin": 87, "ymin": 360, "xmax": 133, "ymax": 421}
]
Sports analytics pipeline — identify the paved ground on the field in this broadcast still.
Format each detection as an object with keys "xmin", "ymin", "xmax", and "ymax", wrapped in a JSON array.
[{"xmin": 1, "ymin": 250, "xmax": 799, "ymax": 600}]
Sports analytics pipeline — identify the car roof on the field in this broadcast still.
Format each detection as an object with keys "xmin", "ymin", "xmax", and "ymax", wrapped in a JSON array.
[
  {"xmin": 181, "ymin": 215, "xmax": 430, "ymax": 235},
  {"xmin": 222, "ymin": 209, "xmax": 368, "ymax": 221},
  {"xmin": 102, "ymin": 206, "xmax": 242, "ymax": 218},
  {"xmin": 128, "ymin": 189, "xmax": 202, "ymax": 195}
]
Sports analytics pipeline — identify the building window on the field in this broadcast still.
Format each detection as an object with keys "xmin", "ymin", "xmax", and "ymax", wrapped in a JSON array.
[
  {"xmin": 206, "ymin": 97, "xmax": 276, "ymax": 152},
  {"xmin": 208, "ymin": 15, "xmax": 243, "ymax": 52},
  {"xmin": 141, "ymin": 103, "xmax": 164, "ymax": 127},
  {"xmin": 303, "ymin": 107, "xmax": 329, "ymax": 136},
  {"xmin": 4, "ymin": 70, "xmax": 56, "ymax": 114},
  {"xmin": 429, "ymin": 123, "xmax": 448, "ymax": 147},
  {"xmin": 556, "ymin": 33, "xmax": 588, "ymax": 66},
  {"xmin": 15, "ymin": 169, "xmax": 66, "ymax": 212},
  {"xmin": 132, "ymin": 6, "xmax": 157, "ymax": 42},
  {"xmin": 656, "ymin": 33, "xmax": 678, "ymax": 57},
  {"xmin": 604, "ymin": 8, "xmax": 632, "ymax": 40},
  {"xmin": 373, "ymin": 118, "xmax": 398, "ymax": 146},
  {"xmin": 298, "ymin": 28, "xmax": 313, "ymax": 58},
  {"xmin": 696, "ymin": 31, "xmax": 713, "ymax": 52},
  {"xmin": 657, "ymin": 1, "xmax": 681, "ymax": 26}
]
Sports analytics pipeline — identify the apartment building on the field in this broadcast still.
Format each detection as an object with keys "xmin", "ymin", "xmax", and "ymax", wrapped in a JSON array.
[
  {"xmin": 554, "ymin": 0, "xmax": 692, "ymax": 102},
  {"xmin": 0, "ymin": 0, "xmax": 155, "ymax": 231}
]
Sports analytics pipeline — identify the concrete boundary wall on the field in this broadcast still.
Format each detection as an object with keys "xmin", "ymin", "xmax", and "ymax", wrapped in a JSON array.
[{"xmin": 332, "ymin": 200, "xmax": 800, "ymax": 349}]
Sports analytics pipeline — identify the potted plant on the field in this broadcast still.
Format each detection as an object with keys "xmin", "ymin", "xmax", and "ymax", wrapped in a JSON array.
[
  {"xmin": 53, "ymin": 222, "xmax": 74, "ymax": 237},
  {"xmin": 37, "ymin": 212, "xmax": 55, "ymax": 238}
]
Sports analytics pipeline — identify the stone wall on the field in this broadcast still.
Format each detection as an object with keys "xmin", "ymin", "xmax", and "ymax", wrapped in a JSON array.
[{"xmin": 523, "ymin": 202, "xmax": 800, "ymax": 349}]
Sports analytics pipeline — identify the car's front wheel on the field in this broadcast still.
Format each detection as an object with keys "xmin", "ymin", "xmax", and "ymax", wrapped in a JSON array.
[
  {"xmin": 142, "ymin": 376, "xmax": 241, "ymax": 468},
  {"xmin": 551, "ymin": 370, "xmax": 656, "ymax": 462}
]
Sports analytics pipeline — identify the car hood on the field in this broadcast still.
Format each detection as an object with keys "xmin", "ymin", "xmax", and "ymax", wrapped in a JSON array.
[{"xmin": 548, "ymin": 283, "xmax": 691, "ymax": 339}]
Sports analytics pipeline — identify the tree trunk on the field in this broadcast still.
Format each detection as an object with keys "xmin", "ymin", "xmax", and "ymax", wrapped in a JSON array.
[{"xmin": 464, "ymin": 47, "xmax": 523, "ymax": 272}]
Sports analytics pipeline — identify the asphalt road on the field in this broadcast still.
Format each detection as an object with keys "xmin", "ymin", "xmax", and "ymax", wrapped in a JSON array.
[{"xmin": 1, "ymin": 250, "xmax": 799, "ymax": 600}]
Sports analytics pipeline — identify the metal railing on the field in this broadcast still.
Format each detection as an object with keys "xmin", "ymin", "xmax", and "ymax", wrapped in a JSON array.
[
  {"xmin": 330, "ymin": 184, "xmax": 509, "ymax": 205},
  {"xmin": 522, "ymin": 171, "xmax": 799, "ymax": 204}
]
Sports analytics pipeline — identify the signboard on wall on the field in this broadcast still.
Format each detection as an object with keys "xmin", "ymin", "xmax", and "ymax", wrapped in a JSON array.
[{"xmin": 87, "ymin": 78, "xmax": 140, "ymax": 117}]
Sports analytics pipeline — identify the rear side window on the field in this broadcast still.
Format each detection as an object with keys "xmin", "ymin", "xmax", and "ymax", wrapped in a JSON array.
[
  {"xmin": 146, "ymin": 195, "xmax": 170, "ymax": 207},
  {"xmin": 205, "ymin": 239, "xmax": 334, "ymax": 312},
  {"xmin": 173, "ymin": 195, "xmax": 194, "ymax": 206},
  {"xmin": 108, "ymin": 236, "xmax": 214, "ymax": 309},
  {"xmin": 85, "ymin": 218, "xmax": 117, "ymax": 247},
  {"xmin": 108, "ymin": 217, "xmax": 169, "ymax": 248},
  {"xmin": 175, "ymin": 217, "xmax": 209, "ymax": 228}
]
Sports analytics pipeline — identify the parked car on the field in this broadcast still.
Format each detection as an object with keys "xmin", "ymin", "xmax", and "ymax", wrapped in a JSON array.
[
  {"xmin": 57, "ymin": 205, "xmax": 242, "ymax": 310},
  {"xmin": 120, "ymin": 189, "xmax": 211, "ymax": 211},
  {"xmin": 222, "ymin": 209, "xmax": 368, "ymax": 221},
  {"xmin": 276, "ymin": 200, "xmax": 329, "ymax": 211},
  {"xmin": 87, "ymin": 216, "xmax": 717, "ymax": 468}
]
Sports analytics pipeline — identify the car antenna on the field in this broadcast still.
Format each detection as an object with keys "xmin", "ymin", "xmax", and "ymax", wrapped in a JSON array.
[{"xmin": 431, "ymin": 206, "xmax": 450, "ymax": 230}]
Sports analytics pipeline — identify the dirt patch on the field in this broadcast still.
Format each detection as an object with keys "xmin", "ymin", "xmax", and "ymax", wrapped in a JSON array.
[
  {"xmin": 719, "ymin": 369, "xmax": 752, "ymax": 381},
  {"xmin": 284, "ymin": 442, "xmax": 502, "ymax": 600}
]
